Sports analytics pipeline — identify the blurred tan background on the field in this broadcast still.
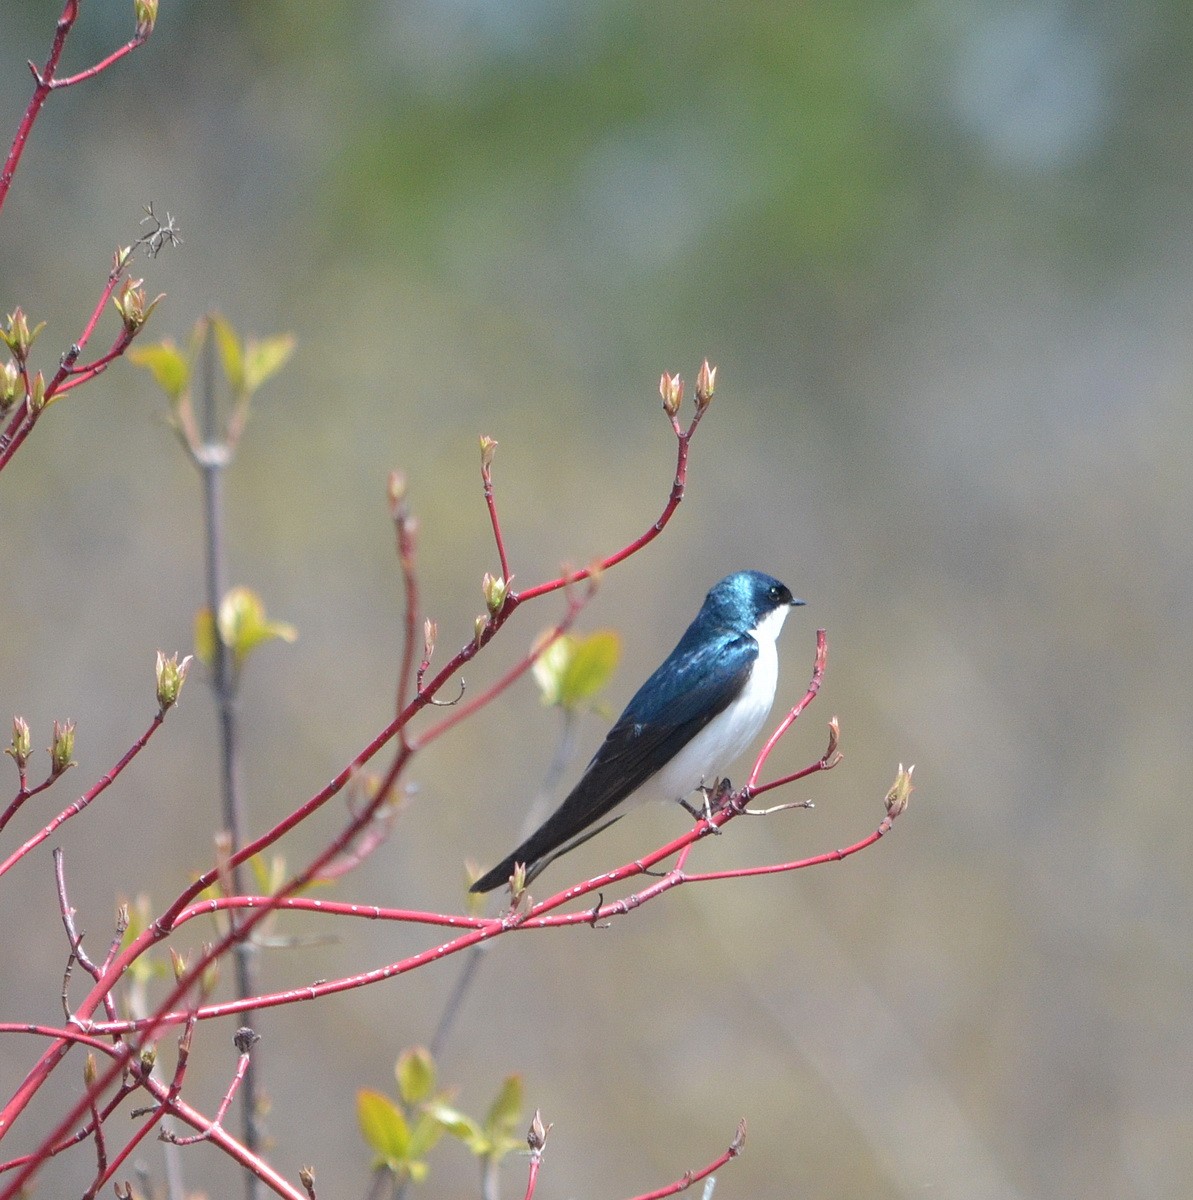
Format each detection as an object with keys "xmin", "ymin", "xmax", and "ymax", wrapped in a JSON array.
[{"xmin": 2, "ymin": 2, "xmax": 1191, "ymax": 1197}]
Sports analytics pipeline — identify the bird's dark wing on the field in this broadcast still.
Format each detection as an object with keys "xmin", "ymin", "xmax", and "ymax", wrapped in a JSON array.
[{"xmin": 470, "ymin": 630, "xmax": 757, "ymax": 893}]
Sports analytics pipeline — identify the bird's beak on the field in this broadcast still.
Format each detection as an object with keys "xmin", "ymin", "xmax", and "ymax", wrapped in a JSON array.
[{"xmin": 791, "ymin": 597, "xmax": 806, "ymax": 607}]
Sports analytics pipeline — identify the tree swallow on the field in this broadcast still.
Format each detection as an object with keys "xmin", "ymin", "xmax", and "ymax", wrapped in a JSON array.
[{"xmin": 471, "ymin": 571, "xmax": 803, "ymax": 893}]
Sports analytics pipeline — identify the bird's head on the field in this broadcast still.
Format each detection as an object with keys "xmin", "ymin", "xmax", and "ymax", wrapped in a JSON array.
[{"xmin": 703, "ymin": 571, "xmax": 804, "ymax": 640}]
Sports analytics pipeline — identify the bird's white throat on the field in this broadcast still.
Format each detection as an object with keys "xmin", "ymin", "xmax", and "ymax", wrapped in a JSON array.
[{"xmin": 636, "ymin": 601, "xmax": 791, "ymax": 808}]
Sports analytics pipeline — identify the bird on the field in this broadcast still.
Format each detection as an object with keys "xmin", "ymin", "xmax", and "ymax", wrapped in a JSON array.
[{"xmin": 470, "ymin": 570, "xmax": 803, "ymax": 893}]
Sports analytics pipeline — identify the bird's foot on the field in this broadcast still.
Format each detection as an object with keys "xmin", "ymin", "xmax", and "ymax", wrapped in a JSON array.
[{"xmin": 680, "ymin": 779, "xmax": 734, "ymax": 833}]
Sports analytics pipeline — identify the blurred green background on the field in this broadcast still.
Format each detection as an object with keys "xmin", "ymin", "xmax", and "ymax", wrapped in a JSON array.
[{"xmin": 3, "ymin": 1, "xmax": 1192, "ymax": 1197}]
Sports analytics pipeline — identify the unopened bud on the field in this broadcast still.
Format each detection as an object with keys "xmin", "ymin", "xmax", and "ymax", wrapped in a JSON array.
[
  {"xmin": 659, "ymin": 371, "xmax": 683, "ymax": 417},
  {"xmin": 423, "ymin": 618, "xmax": 437, "ymax": 660},
  {"xmin": 885, "ymin": 763, "xmax": 914, "ymax": 819},
  {"xmin": 299, "ymin": 1165, "xmax": 316, "ymax": 1197},
  {"xmin": 49, "ymin": 719, "xmax": 76, "ymax": 776},
  {"xmin": 27, "ymin": 370, "xmax": 46, "ymax": 414},
  {"xmin": 112, "ymin": 279, "xmax": 162, "ymax": 334},
  {"xmin": 474, "ymin": 615, "xmax": 487, "ymax": 647},
  {"xmin": 169, "ymin": 947, "xmax": 187, "ymax": 982},
  {"xmin": 509, "ymin": 860, "xmax": 528, "ymax": 900},
  {"xmin": 6, "ymin": 716, "xmax": 31, "ymax": 769},
  {"xmin": 84, "ymin": 1051, "xmax": 98, "ymax": 1087},
  {"xmin": 0, "ymin": 360, "xmax": 21, "ymax": 413},
  {"xmin": 155, "ymin": 650, "xmax": 193, "ymax": 711},
  {"xmin": 1, "ymin": 307, "xmax": 46, "ymax": 361},
  {"xmin": 139, "ymin": 1045, "xmax": 157, "ymax": 1075},
  {"xmin": 134, "ymin": 0, "xmax": 158, "ymax": 37},
  {"xmin": 387, "ymin": 470, "xmax": 407, "ymax": 517},
  {"xmin": 528, "ymin": 1108, "xmax": 551, "ymax": 1152},
  {"xmin": 695, "ymin": 359, "xmax": 716, "ymax": 410},
  {"xmin": 730, "ymin": 1116, "xmax": 747, "ymax": 1155},
  {"xmin": 824, "ymin": 716, "xmax": 843, "ymax": 768},
  {"xmin": 200, "ymin": 942, "xmax": 220, "ymax": 996},
  {"xmin": 482, "ymin": 572, "xmax": 509, "ymax": 615},
  {"xmin": 234, "ymin": 1027, "xmax": 260, "ymax": 1054},
  {"xmin": 479, "ymin": 435, "xmax": 498, "ymax": 473}
]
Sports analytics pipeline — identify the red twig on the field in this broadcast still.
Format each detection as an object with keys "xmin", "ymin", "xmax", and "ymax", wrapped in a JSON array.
[
  {"xmin": 50, "ymin": 627, "xmax": 834, "ymax": 1040},
  {"xmin": 40, "ymin": 36, "xmax": 146, "ymax": 91},
  {"xmin": 0, "ymin": 252, "xmax": 139, "ymax": 473},
  {"xmin": 513, "ymin": 402, "xmax": 703, "ymax": 605},
  {"xmin": 0, "ymin": 710, "xmax": 166, "ymax": 882},
  {"xmin": 0, "ymin": 1022, "xmax": 123, "ymax": 1058},
  {"xmin": 82, "ymin": 791, "xmax": 901, "ymax": 1038},
  {"xmin": 54, "ymin": 848, "xmax": 123, "ymax": 1026},
  {"xmin": 628, "ymin": 1118, "xmax": 746, "ymax": 1200},
  {"xmin": 0, "ymin": 0, "xmax": 77, "ymax": 213},
  {"xmin": 522, "ymin": 1156, "xmax": 541, "ymax": 1200},
  {"xmin": 0, "ymin": 775, "xmax": 57, "ymax": 836},
  {"xmin": 163, "ymin": 1032, "xmax": 257, "ymax": 1144},
  {"xmin": 0, "ymin": 1082, "xmax": 133, "ymax": 1177},
  {"xmin": 391, "ymin": 479, "xmax": 420, "ymax": 738},
  {"xmin": 54, "ymin": 331, "xmax": 136, "ymax": 392},
  {"xmin": 408, "ymin": 580, "xmax": 591, "ymax": 751},
  {"xmin": 0, "ymin": 0, "xmax": 151, "ymax": 215},
  {"xmin": 522, "ymin": 1110, "xmax": 550, "ymax": 1200},
  {"xmin": 480, "ymin": 438, "xmax": 511, "ymax": 582},
  {"xmin": 80, "ymin": 1080, "xmax": 107, "ymax": 1200},
  {"xmin": 747, "ymin": 628, "xmax": 827, "ymax": 789}
]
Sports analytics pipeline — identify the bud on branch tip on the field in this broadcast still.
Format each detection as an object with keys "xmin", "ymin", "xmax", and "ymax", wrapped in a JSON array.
[
  {"xmin": 134, "ymin": 0, "xmax": 158, "ymax": 38},
  {"xmin": 156, "ymin": 651, "xmax": 193, "ymax": 712},
  {"xmin": 659, "ymin": 371, "xmax": 683, "ymax": 417},
  {"xmin": 482, "ymin": 572, "xmax": 510, "ymax": 615},
  {"xmin": 6, "ymin": 717, "xmax": 31, "ymax": 769},
  {"xmin": 1, "ymin": 308, "xmax": 46, "ymax": 362},
  {"xmin": 113, "ymin": 279, "xmax": 164, "ymax": 334},
  {"xmin": 885, "ymin": 763, "xmax": 914, "ymax": 819},
  {"xmin": 49, "ymin": 719, "xmax": 76, "ymax": 776},
  {"xmin": 695, "ymin": 358, "xmax": 717, "ymax": 410}
]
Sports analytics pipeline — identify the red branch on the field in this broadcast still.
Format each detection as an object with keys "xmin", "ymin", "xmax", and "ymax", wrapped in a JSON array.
[
  {"xmin": 0, "ymin": 392, "xmax": 707, "ymax": 1194},
  {"xmin": 512, "ymin": 404, "xmax": 706, "ymax": 605},
  {"xmin": 0, "ymin": 775, "xmax": 58, "ymax": 837},
  {"xmin": 0, "ymin": 710, "xmax": 165, "ymax": 882},
  {"xmin": 69, "ymin": 631, "xmax": 897, "ymax": 1041},
  {"xmin": 480, "ymin": 439, "xmax": 511, "ymax": 583},
  {"xmin": 0, "ymin": 0, "xmax": 150, "ymax": 216},
  {"xmin": 0, "ymin": 384, "xmax": 889, "ymax": 1200},
  {"xmin": 747, "ymin": 628, "xmax": 827, "ymax": 790},
  {"xmin": 628, "ymin": 1119, "xmax": 746, "ymax": 1200},
  {"xmin": 391, "ymin": 482, "xmax": 420, "ymax": 738},
  {"xmin": 0, "ymin": 252, "xmax": 140, "ymax": 473}
]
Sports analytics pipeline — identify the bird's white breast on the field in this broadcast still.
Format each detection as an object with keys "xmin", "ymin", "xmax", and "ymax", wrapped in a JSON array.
[{"xmin": 634, "ymin": 602, "xmax": 790, "ymax": 807}]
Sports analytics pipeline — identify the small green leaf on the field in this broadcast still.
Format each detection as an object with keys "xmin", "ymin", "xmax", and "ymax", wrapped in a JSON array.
[
  {"xmin": 483, "ymin": 1074, "xmax": 524, "ymax": 1144},
  {"xmin": 128, "ymin": 341, "xmax": 189, "ymax": 399},
  {"xmin": 248, "ymin": 852, "xmax": 285, "ymax": 895},
  {"xmin": 407, "ymin": 1112, "xmax": 447, "ymax": 1161},
  {"xmin": 559, "ymin": 630, "xmax": 620, "ymax": 709},
  {"xmin": 533, "ymin": 630, "xmax": 620, "ymax": 712},
  {"xmin": 531, "ymin": 634, "xmax": 573, "ymax": 707},
  {"xmin": 357, "ymin": 1090, "xmax": 410, "ymax": 1164},
  {"xmin": 243, "ymin": 333, "xmax": 296, "ymax": 394},
  {"xmin": 193, "ymin": 607, "xmax": 218, "ymax": 668},
  {"xmin": 396, "ymin": 1047, "xmax": 436, "ymax": 1105},
  {"xmin": 425, "ymin": 1102, "xmax": 485, "ymax": 1151},
  {"xmin": 210, "ymin": 313, "xmax": 244, "ymax": 393},
  {"xmin": 216, "ymin": 586, "xmax": 298, "ymax": 666}
]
